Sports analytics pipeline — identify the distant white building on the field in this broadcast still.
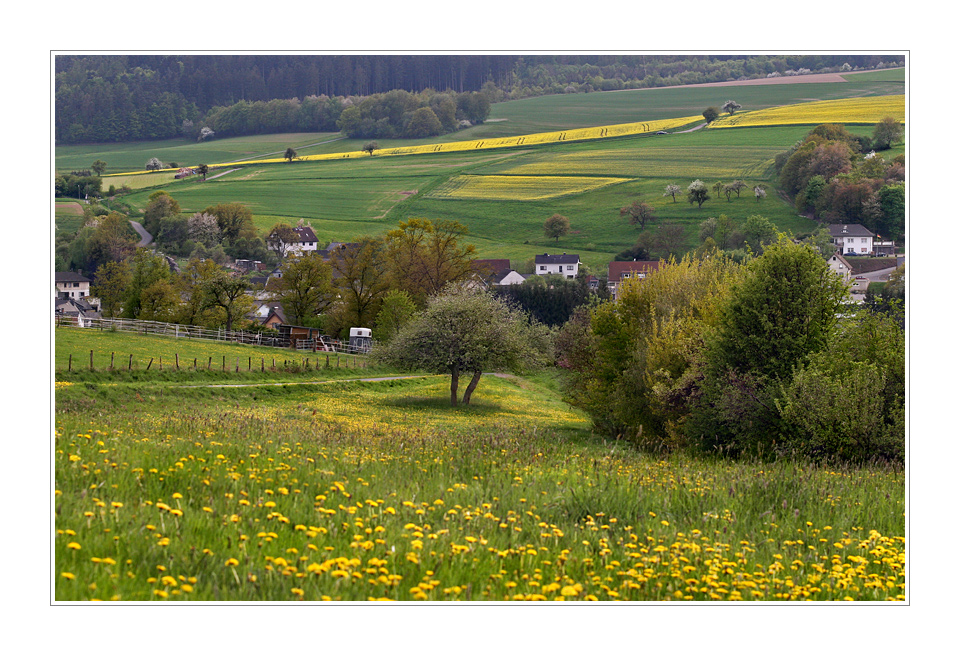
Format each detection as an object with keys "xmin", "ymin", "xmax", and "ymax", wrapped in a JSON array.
[
  {"xmin": 268, "ymin": 225, "xmax": 319, "ymax": 256},
  {"xmin": 827, "ymin": 251, "xmax": 853, "ymax": 282},
  {"xmin": 828, "ymin": 224, "xmax": 874, "ymax": 256},
  {"xmin": 55, "ymin": 272, "xmax": 91, "ymax": 299},
  {"xmin": 534, "ymin": 253, "xmax": 580, "ymax": 279}
]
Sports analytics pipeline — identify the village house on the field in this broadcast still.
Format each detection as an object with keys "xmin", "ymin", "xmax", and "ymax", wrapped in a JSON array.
[
  {"xmin": 267, "ymin": 225, "xmax": 319, "ymax": 256},
  {"xmin": 534, "ymin": 253, "xmax": 580, "ymax": 279},
  {"xmin": 55, "ymin": 272, "xmax": 91, "ymax": 300},
  {"xmin": 607, "ymin": 260, "xmax": 660, "ymax": 300},
  {"xmin": 827, "ymin": 251, "xmax": 854, "ymax": 282},
  {"xmin": 471, "ymin": 259, "xmax": 526, "ymax": 287},
  {"xmin": 828, "ymin": 224, "xmax": 874, "ymax": 256}
]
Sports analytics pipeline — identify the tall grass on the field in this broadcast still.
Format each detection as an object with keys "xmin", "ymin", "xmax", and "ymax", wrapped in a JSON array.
[{"xmin": 54, "ymin": 375, "xmax": 904, "ymax": 602}]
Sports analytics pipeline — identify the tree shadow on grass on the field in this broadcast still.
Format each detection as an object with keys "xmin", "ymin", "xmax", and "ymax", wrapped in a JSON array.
[{"xmin": 384, "ymin": 395, "xmax": 507, "ymax": 416}]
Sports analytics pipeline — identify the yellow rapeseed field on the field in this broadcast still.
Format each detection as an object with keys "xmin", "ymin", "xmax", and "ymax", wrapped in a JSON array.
[
  {"xmin": 425, "ymin": 175, "xmax": 632, "ymax": 201},
  {"xmin": 107, "ymin": 115, "xmax": 703, "ymax": 176},
  {"xmin": 708, "ymin": 95, "xmax": 905, "ymax": 129}
]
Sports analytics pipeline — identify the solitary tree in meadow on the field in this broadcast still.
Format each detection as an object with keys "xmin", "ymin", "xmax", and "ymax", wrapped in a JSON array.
[
  {"xmin": 374, "ymin": 286, "xmax": 552, "ymax": 406},
  {"xmin": 196, "ymin": 164, "xmax": 209, "ymax": 181},
  {"xmin": 703, "ymin": 106, "xmax": 720, "ymax": 123},
  {"xmin": 284, "ymin": 147, "xmax": 297, "ymax": 162},
  {"xmin": 544, "ymin": 214, "xmax": 571, "ymax": 242},
  {"xmin": 91, "ymin": 160, "xmax": 107, "ymax": 176},
  {"xmin": 722, "ymin": 100, "xmax": 742, "ymax": 115},
  {"xmin": 363, "ymin": 141, "xmax": 379, "ymax": 155}
]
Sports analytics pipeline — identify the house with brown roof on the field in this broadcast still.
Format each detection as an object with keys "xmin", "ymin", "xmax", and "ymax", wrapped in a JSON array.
[
  {"xmin": 471, "ymin": 259, "xmax": 525, "ymax": 287},
  {"xmin": 607, "ymin": 260, "xmax": 660, "ymax": 299},
  {"xmin": 827, "ymin": 251, "xmax": 853, "ymax": 282}
]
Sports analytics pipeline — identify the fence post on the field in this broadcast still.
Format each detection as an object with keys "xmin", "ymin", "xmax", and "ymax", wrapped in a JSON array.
[
  {"xmin": 147, "ymin": 358, "xmax": 153, "ymax": 371},
  {"xmin": 326, "ymin": 354, "xmax": 330, "ymax": 368},
  {"xmin": 235, "ymin": 357, "xmax": 239, "ymax": 373},
  {"xmin": 110, "ymin": 352, "xmax": 114, "ymax": 370},
  {"xmin": 248, "ymin": 357, "xmax": 251, "ymax": 372},
  {"xmin": 208, "ymin": 356, "xmax": 212, "ymax": 370},
  {"xmin": 222, "ymin": 356, "xmax": 226, "ymax": 371},
  {"xmin": 261, "ymin": 358, "xmax": 264, "ymax": 372},
  {"xmin": 68, "ymin": 354, "xmax": 72, "ymax": 372},
  {"xmin": 194, "ymin": 358, "xmax": 197, "ymax": 370},
  {"xmin": 159, "ymin": 356, "xmax": 162, "ymax": 371},
  {"xmin": 175, "ymin": 354, "xmax": 180, "ymax": 370},
  {"xmin": 129, "ymin": 354, "xmax": 133, "ymax": 371},
  {"xmin": 90, "ymin": 350, "xmax": 94, "ymax": 371}
]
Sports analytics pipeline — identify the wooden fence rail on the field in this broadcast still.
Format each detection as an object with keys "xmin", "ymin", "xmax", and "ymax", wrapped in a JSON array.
[{"xmin": 64, "ymin": 317, "xmax": 372, "ymax": 354}]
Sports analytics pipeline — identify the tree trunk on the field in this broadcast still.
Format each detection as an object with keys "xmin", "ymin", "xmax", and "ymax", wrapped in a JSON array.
[
  {"xmin": 461, "ymin": 371, "xmax": 483, "ymax": 405},
  {"xmin": 450, "ymin": 365, "xmax": 459, "ymax": 406}
]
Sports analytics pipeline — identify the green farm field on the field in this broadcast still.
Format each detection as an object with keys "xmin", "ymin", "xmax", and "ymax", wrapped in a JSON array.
[
  {"xmin": 53, "ymin": 326, "xmax": 905, "ymax": 603},
  {"xmin": 57, "ymin": 73, "xmax": 905, "ymax": 272}
]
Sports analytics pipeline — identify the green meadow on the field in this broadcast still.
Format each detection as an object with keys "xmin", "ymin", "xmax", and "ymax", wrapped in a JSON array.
[{"xmin": 54, "ymin": 326, "xmax": 904, "ymax": 603}]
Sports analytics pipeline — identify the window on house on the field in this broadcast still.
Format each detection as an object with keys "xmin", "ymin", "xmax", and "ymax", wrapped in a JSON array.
[
  {"xmin": 566, "ymin": 265, "xmax": 574, "ymax": 270},
  {"xmin": 539, "ymin": 266, "xmax": 546, "ymax": 271}
]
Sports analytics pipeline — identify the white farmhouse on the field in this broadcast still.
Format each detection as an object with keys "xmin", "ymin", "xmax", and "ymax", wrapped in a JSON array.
[
  {"xmin": 828, "ymin": 224, "xmax": 874, "ymax": 256},
  {"xmin": 268, "ymin": 225, "xmax": 319, "ymax": 256},
  {"xmin": 55, "ymin": 272, "xmax": 91, "ymax": 299},
  {"xmin": 534, "ymin": 253, "xmax": 580, "ymax": 279}
]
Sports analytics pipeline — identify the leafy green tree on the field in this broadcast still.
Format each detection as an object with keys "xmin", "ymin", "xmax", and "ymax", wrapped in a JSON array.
[
  {"xmin": 876, "ymin": 183, "xmax": 905, "ymax": 240},
  {"xmin": 91, "ymin": 160, "xmax": 107, "ymax": 176},
  {"xmin": 204, "ymin": 202, "xmax": 256, "ymax": 243},
  {"xmin": 560, "ymin": 254, "xmax": 742, "ymax": 444},
  {"xmin": 687, "ymin": 180, "xmax": 709, "ymax": 208},
  {"xmin": 145, "ymin": 157, "xmax": 163, "ymax": 171},
  {"xmin": 702, "ymin": 106, "xmax": 720, "ymax": 123},
  {"xmin": 138, "ymin": 278, "xmax": 181, "ymax": 322},
  {"xmin": 373, "ymin": 290, "xmax": 418, "ymax": 342},
  {"xmin": 328, "ymin": 237, "xmax": 391, "ymax": 333},
  {"xmin": 91, "ymin": 260, "xmax": 132, "ymax": 318},
  {"xmin": 124, "ymin": 249, "xmax": 173, "ymax": 319},
  {"xmin": 777, "ymin": 307, "xmax": 904, "ymax": 462},
  {"xmin": 196, "ymin": 164, "xmax": 209, "ymax": 181},
  {"xmin": 872, "ymin": 117, "xmax": 903, "ymax": 151},
  {"xmin": 142, "ymin": 191, "xmax": 181, "ymax": 237},
  {"xmin": 690, "ymin": 239, "xmax": 850, "ymax": 454},
  {"xmin": 403, "ymin": 107, "xmax": 443, "ymax": 138},
  {"xmin": 363, "ymin": 141, "xmax": 379, "ymax": 155},
  {"xmin": 741, "ymin": 214, "xmax": 778, "ymax": 254},
  {"xmin": 543, "ymin": 213, "xmax": 571, "ymax": 242},
  {"xmin": 383, "ymin": 218, "xmax": 477, "ymax": 307},
  {"xmin": 284, "ymin": 147, "xmax": 297, "ymax": 162},
  {"xmin": 268, "ymin": 253, "xmax": 334, "ymax": 325},
  {"xmin": 375, "ymin": 286, "xmax": 551, "ymax": 406},
  {"xmin": 201, "ymin": 269, "xmax": 254, "ymax": 332}
]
